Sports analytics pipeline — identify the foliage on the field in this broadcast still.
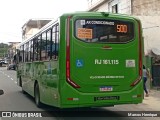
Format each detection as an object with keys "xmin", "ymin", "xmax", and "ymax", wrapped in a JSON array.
[{"xmin": 0, "ymin": 43, "xmax": 9, "ymax": 58}]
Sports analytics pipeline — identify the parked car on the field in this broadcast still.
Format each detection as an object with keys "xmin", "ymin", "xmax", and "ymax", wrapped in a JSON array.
[{"xmin": 7, "ymin": 64, "xmax": 16, "ymax": 70}]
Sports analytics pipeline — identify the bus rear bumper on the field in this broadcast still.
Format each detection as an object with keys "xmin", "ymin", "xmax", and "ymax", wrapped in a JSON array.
[{"xmin": 60, "ymin": 81, "xmax": 143, "ymax": 108}]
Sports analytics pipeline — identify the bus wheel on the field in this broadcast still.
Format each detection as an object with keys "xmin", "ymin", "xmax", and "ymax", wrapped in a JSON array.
[{"xmin": 34, "ymin": 83, "xmax": 42, "ymax": 108}]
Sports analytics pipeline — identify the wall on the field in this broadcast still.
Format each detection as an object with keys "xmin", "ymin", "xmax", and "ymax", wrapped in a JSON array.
[
  {"xmin": 88, "ymin": 0, "xmax": 132, "ymax": 14},
  {"xmin": 119, "ymin": 0, "xmax": 131, "ymax": 14},
  {"xmin": 131, "ymin": 0, "xmax": 160, "ymax": 55},
  {"xmin": 25, "ymin": 28, "xmax": 39, "ymax": 40},
  {"xmin": 95, "ymin": 2, "xmax": 108, "ymax": 12},
  {"xmin": 132, "ymin": 0, "xmax": 160, "ymax": 15},
  {"xmin": 88, "ymin": 0, "xmax": 102, "ymax": 8},
  {"xmin": 136, "ymin": 16, "xmax": 160, "ymax": 55}
]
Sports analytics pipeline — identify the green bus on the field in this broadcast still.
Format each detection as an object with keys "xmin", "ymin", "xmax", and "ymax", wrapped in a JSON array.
[{"xmin": 16, "ymin": 12, "xmax": 144, "ymax": 108}]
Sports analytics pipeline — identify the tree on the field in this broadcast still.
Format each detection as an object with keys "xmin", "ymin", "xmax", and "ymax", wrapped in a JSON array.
[{"xmin": 0, "ymin": 43, "xmax": 9, "ymax": 58}]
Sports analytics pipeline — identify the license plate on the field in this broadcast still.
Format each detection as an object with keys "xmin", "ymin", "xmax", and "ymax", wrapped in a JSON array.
[
  {"xmin": 100, "ymin": 86, "xmax": 113, "ymax": 91},
  {"xmin": 94, "ymin": 96, "xmax": 120, "ymax": 101}
]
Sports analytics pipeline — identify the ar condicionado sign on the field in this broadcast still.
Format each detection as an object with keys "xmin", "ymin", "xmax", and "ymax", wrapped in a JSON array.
[{"xmin": 77, "ymin": 28, "xmax": 92, "ymax": 39}]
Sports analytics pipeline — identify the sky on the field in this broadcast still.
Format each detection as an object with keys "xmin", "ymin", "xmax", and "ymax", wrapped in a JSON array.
[{"xmin": 0, "ymin": 0, "xmax": 88, "ymax": 44}]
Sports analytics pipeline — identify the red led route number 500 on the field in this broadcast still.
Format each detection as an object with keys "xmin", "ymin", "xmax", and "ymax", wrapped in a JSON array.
[{"xmin": 117, "ymin": 25, "xmax": 127, "ymax": 33}]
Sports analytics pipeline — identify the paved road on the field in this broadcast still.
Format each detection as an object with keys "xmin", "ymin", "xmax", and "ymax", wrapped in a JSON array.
[{"xmin": 0, "ymin": 67, "xmax": 159, "ymax": 120}]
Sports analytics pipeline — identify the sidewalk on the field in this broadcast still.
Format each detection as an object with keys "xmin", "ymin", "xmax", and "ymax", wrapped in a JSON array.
[{"xmin": 142, "ymin": 89, "xmax": 160, "ymax": 111}]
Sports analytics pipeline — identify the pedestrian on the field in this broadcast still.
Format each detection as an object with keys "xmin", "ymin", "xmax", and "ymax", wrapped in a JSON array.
[{"xmin": 143, "ymin": 65, "xmax": 149, "ymax": 97}]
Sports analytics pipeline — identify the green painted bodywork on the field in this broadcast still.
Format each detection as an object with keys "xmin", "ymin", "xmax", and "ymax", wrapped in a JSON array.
[{"xmin": 17, "ymin": 12, "xmax": 143, "ymax": 108}]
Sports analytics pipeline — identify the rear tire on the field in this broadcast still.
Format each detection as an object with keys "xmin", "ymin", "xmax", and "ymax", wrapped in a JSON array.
[{"xmin": 34, "ymin": 83, "xmax": 42, "ymax": 108}]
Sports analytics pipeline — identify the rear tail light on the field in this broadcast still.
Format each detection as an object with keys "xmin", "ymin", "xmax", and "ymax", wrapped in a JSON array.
[
  {"xmin": 138, "ymin": 20, "xmax": 143, "ymax": 77},
  {"xmin": 66, "ymin": 77, "xmax": 80, "ymax": 88},
  {"xmin": 130, "ymin": 76, "xmax": 142, "ymax": 86},
  {"xmin": 66, "ymin": 16, "xmax": 80, "ymax": 88},
  {"xmin": 131, "ymin": 20, "xmax": 142, "ymax": 87}
]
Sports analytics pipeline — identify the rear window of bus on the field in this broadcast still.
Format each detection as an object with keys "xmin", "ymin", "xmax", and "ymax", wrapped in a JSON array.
[{"xmin": 75, "ymin": 19, "xmax": 134, "ymax": 43}]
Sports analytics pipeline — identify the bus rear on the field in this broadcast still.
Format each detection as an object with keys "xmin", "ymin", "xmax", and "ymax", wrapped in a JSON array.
[{"xmin": 60, "ymin": 12, "xmax": 143, "ymax": 108}]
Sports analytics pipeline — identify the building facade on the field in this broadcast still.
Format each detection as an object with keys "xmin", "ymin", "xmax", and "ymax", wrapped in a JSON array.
[
  {"xmin": 88, "ymin": 0, "xmax": 160, "ymax": 14},
  {"xmin": 88, "ymin": 0, "xmax": 132, "ymax": 14},
  {"xmin": 22, "ymin": 19, "xmax": 52, "ymax": 41}
]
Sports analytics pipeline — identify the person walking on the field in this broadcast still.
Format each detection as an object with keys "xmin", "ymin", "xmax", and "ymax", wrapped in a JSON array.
[{"xmin": 143, "ymin": 65, "xmax": 149, "ymax": 97}]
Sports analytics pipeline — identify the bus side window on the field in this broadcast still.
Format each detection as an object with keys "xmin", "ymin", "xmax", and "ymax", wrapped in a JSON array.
[
  {"xmin": 33, "ymin": 38, "xmax": 38, "ymax": 61},
  {"xmin": 52, "ymin": 24, "xmax": 59, "ymax": 60},
  {"xmin": 38, "ymin": 35, "xmax": 41, "ymax": 61},
  {"xmin": 47, "ymin": 29, "xmax": 51, "ymax": 60},
  {"xmin": 55, "ymin": 24, "xmax": 59, "ymax": 59},
  {"xmin": 20, "ymin": 45, "xmax": 24, "ymax": 63},
  {"xmin": 19, "ymin": 56, "xmax": 22, "ymax": 62},
  {"xmin": 30, "ymin": 40, "xmax": 33, "ymax": 61},
  {"xmin": 21, "ymin": 45, "xmax": 24, "ymax": 62},
  {"xmin": 25, "ymin": 42, "xmax": 29, "ymax": 62},
  {"xmin": 24, "ymin": 44, "xmax": 26, "ymax": 62},
  {"xmin": 41, "ymin": 32, "xmax": 47, "ymax": 61},
  {"xmin": 28, "ymin": 40, "xmax": 31, "ymax": 62}
]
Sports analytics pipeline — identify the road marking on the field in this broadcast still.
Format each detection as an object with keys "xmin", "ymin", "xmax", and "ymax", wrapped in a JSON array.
[
  {"xmin": 8, "ymin": 75, "xmax": 10, "ymax": 78},
  {"xmin": 11, "ymin": 78, "xmax": 14, "ymax": 81},
  {"xmin": 15, "ymin": 81, "xmax": 17, "ymax": 84}
]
